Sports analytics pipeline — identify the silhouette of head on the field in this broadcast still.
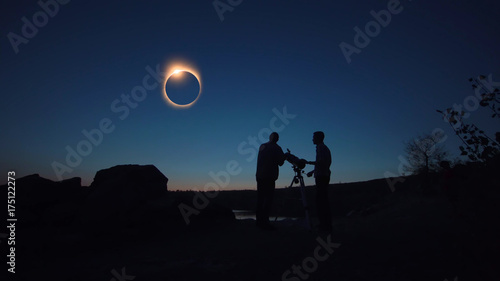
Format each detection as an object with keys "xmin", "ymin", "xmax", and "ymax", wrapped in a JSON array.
[
  {"xmin": 269, "ymin": 132, "xmax": 279, "ymax": 143},
  {"xmin": 313, "ymin": 131, "xmax": 324, "ymax": 145}
]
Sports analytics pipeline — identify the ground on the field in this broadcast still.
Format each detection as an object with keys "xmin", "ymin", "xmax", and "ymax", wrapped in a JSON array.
[{"xmin": 15, "ymin": 188, "xmax": 497, "ymax": 281}]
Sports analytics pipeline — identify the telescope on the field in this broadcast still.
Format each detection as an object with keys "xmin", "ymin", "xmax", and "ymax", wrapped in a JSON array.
[{"xmin": 285, "ymin": 149, "xmax": 307, "ymax": 170}]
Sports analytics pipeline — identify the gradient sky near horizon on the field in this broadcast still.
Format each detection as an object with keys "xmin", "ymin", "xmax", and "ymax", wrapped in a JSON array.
[{"xmin": 1, "ymin": 0, "xmax": 499, "ymax": 190}]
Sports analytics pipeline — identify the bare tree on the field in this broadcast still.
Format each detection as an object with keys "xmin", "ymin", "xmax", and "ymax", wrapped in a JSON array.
[
  {"xmin": 403, "ymin": 133, "xmax": 448, "ymax": 175},
  {"xmin": 436, "ymin": 74, "xmax": 500, "ymax": 162}
]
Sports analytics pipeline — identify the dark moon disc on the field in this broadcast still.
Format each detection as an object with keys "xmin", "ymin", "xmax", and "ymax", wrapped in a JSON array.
[{"xmin": 164, "ymin": 70, "xmax": 201, "ymax": 107}]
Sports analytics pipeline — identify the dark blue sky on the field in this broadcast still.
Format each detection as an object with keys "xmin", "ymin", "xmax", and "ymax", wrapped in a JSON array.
[{"xmin": 1, "ymin": 0, "xmax": 499, "ymax": 190}]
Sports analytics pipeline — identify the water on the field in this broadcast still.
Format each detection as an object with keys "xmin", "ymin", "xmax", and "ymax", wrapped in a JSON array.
[{"xmin": 232, "ymin": 210, "xmax": 299, "ymax": 221}]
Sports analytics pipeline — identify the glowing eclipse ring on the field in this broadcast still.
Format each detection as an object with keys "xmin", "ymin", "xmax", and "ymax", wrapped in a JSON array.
[{"xmin": 163, "ymin": 69, "xmax": 202, "ymax": 108}]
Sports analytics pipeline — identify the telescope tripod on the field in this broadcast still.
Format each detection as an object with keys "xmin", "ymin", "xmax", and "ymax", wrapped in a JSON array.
[{"xmin": 284, "ymin": 166, "xmax": 312, "ymax": 230}]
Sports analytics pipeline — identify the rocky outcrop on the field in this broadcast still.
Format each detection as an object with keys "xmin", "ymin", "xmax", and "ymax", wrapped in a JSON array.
[
  {"xmin": 78, "ymin": 164, "xmax": 169, "ymax": 227},
  {"xmin": 7, "ymin": 174, "xmax": 86, "ymax": 227}
]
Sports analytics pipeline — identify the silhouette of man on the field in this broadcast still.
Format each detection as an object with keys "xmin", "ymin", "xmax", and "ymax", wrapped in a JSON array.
[
  {"xmin": 256, "ymin": 132, "xmax": 286, "ymax": 230},
  {"xmin": 307, "ymin": 131, "xmax": 332, "ymax": 231}
]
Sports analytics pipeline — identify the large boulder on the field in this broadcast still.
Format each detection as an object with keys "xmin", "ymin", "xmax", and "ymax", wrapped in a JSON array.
[
  {"xmin": 78, "ymin": 164, "xmax": 169, "ymax": 228},
  {"xmin": 91, "ymin": 164, "xmax": 168, "ymax": 189}
]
